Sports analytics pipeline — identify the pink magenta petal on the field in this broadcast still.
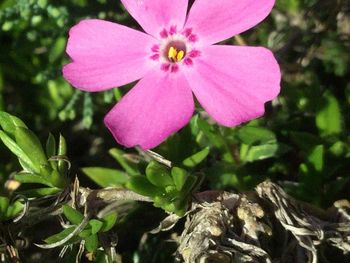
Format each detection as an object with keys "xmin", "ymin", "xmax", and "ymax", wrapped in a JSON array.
[
  {"xmin": 184, "ymin": 45, "xmax": 281, "ymax": 126},
  {"xmin": 104, "ymin": 70, "xmax": 194, "ymax": 150},
  {"xmin": 121, "ymin": 0, "xmax": 188, "ymax": 37},
  {"xmin": 63, "ymin": 19, "xmax": 157, "ymax": 92},
  {"xmin": 185, "ymin": 0, "xmax": 275, "ymax": 45}
]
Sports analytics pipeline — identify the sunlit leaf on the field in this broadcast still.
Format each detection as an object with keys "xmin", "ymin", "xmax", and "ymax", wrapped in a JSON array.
[
  {"xmin": 146, "ymin": 161, "xmax": 173, "ymax": 188},
  {"xmin": 63, "ymin": 205, "xmax": 84, "ymax": 225},
  {"xmin": 182, "ymin": 147, "xmax": 210, "ymax": 168},
  {"xmin": 82, "ymin": 167, "xmax": 129, "ymax": 187},
  {"xmin": 316, "ymin": 92, "xmax": 343, "ymax": 136}
]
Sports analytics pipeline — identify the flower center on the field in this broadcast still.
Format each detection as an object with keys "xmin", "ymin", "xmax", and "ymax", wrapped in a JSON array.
[
  {"xmin": 165, "ymin": 41, "xmax": 186, "ymax": 63},
  {"xmin": 168, "ymin": 47, "xmax": 185, "ymax": 62}
]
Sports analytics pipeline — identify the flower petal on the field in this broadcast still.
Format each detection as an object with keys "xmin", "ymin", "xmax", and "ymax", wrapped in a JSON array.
[
  {"xmin": 104, "ymin": 70, "xmax": 194, "ymax": 150},
  {"xmin": 121, "ymin": 0, "xmax": 188, "ymax": 37},
  {"xmin": 185, "ymin": 0, "xmax": 275, "ymax": 45},
  {"xmin": 185, "ymin": 45, "xmax": 281, "ymax": 126},
  {"xmin": 63, "ymin": 19, "xmax": 156, "ymax": 92}
]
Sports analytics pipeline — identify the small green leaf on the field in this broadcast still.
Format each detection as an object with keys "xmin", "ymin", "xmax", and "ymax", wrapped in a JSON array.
[
  {"xmin": 237, "ymin": 126, "xmax": 276, "ymax": 145},
  {"xmin": 82, "ymin": 167, "xmax": 129, "ymax": 188},
  {"xmin": 101, "ymin": 212, "xmax": 118, "ymax": 232},
  {"xmin": 316, "ymin": 92, "xmax": 343, "ymax": 136},
  {"xmin": 0, "ymin": 197, "xmax": 9, "ymax": 220},
  {"xmin": 126, "ymin": 176, "xmax": 162, "ymax": 197},
  {"xmin": 49, "ymin": 169, "xmax": 66, "ymax": 189},
  {"xmin": 89, "ymin": 219, "xmax": 103, "ymax": 235},
  {"xmin": 14, "ymin": 173, "xmax": 53, "ymax": 187},
  {"xmin": 14, "ymin": 127, "xmax": 49, "ymax": 169},
  {"xmin": 307, "ymin": 145, "xmax": 324, "ymax": 173},
  {"xmin": 109, "ymin": 148, "xmax": 139, "ymax": 176},
  {"xmin": 0, "ymin": 111, "xmax": 27, "ymax": 137},
  {"xmin": 162, "ymin": 202, "xmax": 176, "ymax": 213},
  {"xmin": 58, "ymin": 134, "xmax": 68, "ymax": 175},
  {"xmin": 49, "ymin": 37, "xmax": 66, "ymax": 63},
  {"xmin": 242, "ymin": 144, "xmax": 289, "ymax": 162},
  {"xmin": 6, "ymin": 201, "xmax": 24, "ymax": 220},
  {"xmin": 46, "ymin": 133, "xmax": 56, "ymax": 158},
  {"xmin": 63, "ymin": 205, "xmax": 84, "ymax": 225},
  {"xmin": 44, "ymin": 227, "xmax": 75, "ymax": 244},
  {"xmin": 79, "ymin": 228, "xmax": 92, "ymax": 238},
  {"xmin": 146, "ymin": 161, "xmax": 173, "ymax": 188},
  {"xmin": 183, "ymin": 147, "xmax": 210, "ymax": 168},
  {"xmin": 171, "ymin": 167, "xmax": 188, "ymax": 191},
  {"xmin": 153, "ymin": 196, "xmax": 169, "ymax": 209},
  {"xmin": 195, "ymin": 117, "xmax": 224, "ymax": 147},
  {"xmin": 0, "ymin": 130, "xmax": 35, "ymax": 172},
  {"xmin": 84, "ymin": 234, "xmax": 98, "ymax": 252}
]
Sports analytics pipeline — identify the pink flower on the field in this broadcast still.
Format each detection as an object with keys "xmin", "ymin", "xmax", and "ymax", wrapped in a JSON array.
[{"xmin": 63, "ymin": 0, "xmax": 281, "ymax": 150}]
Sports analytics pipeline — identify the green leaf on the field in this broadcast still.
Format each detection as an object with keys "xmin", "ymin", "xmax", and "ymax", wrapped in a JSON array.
[
  {"xmin": 82, "ymin": 167, "xmax": 129, "ymax": 188},
  {"xmin": 58, "ymin": 134, "xmax": 68, "ymax": 175},
  {"xmin": 0, "ymin": 111, "xmax": 27, "ymax": 137},
  {"xmin": 0, "ymin": 130, "xmax": 35, "ymax": 172},
  {"xmin": 316, "ymin": 92, "xmax": 343, "ymax": 136},
  {"xmin": 237, "ymin": 126, "xmax": 276, "ymax": 145},
  {"xmin": 14, "ymin": 127, "xmax": 49, "ymax": 169},
  {"xmin": 89, "ymin": 219, "xmax": 103, "ymax": 235},
  {"xmin": 84, "ymin": 234, "xmax": 98, "ymax": 252},
  {"xmin": 49, "ymin": 37, "xmax": 66, "ymax": 63},
  {"xmin": 109, "ymin": 148, "xmax": 139, "ymax": 176},
  {"xmin": 6, "ymin": 201, "xmax": 24, "ymax": 220},
  {"xmin": 63, "ymin": 205, "xmax": 84, "ymax": 225},
  {"xmin": 44, "ymin": 227, "xmax": 75, "ymax": 244},
  {"xmin": 48, "ymin": 169, "xmax": 66, "ymax": 189},
  {"xmin": 146, "ymin": 161, "xmax": 173, "ymax": 188},
  {"xmin": 14, "ymin": 173, "xmax": 53, "ymax": 187},
  {"xmin": 195, "ymin": 116, "xmax": 224, "ymax": 147},
  {"xmin": 242, "ymin": 144, "xmax": 290, "ymax": 162},
  {"xmin": 0, "ymin": 196, "xmax": 9, "ymax": 220},
  {"xmin": 126, "ymin": 176, "xmax": 162, "ymax": 197},
  {"xmin": 307, "ymin": 145, "xmax": 324, "ymax": 173},
  {"xmin": 46, "ymin": 133, "xmax": 56, "ymax": 158},
  {"xmin": 101, "ymin": 212, "xmax": 118, "ymax": 232},
  {"xmin": 171, "ymin": 167, "xmax": 188, "ymax": 191},
  {"xmin": 79, "ymin": 229, "xmax": 92, "ymax": 238},
  {"xmin": 182, "ymin": 147, "xmax": 210, "ymax": 168}
]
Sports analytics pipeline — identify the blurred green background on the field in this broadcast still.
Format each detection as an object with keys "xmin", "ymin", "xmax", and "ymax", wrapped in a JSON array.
[{"xmin": 0, "ymin": 0, "xmax": 349, "ymax": 262}]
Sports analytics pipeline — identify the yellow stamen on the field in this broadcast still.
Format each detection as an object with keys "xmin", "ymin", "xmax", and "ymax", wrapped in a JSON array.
[
  {"xmin": 168, "ymin": 46, "xmax": 178, "ymax": 61},
  {"xmin": 177, "ymin": 50, "xmax": 185, "ymax": 61},
  {"xmin": 168, "ymin": 46, "xmax": 185, "ymax": 62}
]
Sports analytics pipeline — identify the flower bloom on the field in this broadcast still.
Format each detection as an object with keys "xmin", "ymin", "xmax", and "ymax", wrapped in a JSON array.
[{"xmin": 63, "ymin": 0, "xmax": 281, "ymax": 150}]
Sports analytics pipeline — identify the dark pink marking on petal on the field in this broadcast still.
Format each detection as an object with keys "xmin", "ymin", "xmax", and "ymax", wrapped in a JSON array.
[
  {"xmin": 188, "ymin": 34, "xmax": 198, "ymax": 42},
  {"xmin": 171, "ymin": 64, "xmax": 179, "ymax": 73},
  {"xmin": 169, "ymin": 25, "xmax": 177, "ymax": 35},
  {"xmin": 189, "ymin": 50, "xmax": 201, "ymax": 58},
  {"xmin": 161, "ymin": 63, "xmax": 170, "ymax": 72},
  {"xmin": 183, "ymin": 28, "xmax": 192, "ymax": 37},
  {"xmin": 184, "ymin": 58, "xmax": 193, "ymax": 66},
  {"xmin": 160, "ymin": 29, "xmax": 168, "ymax": 38},
  {"xmin": 150, "ymin": 54, "xmax": 160, "ymax": 61},
  {"xmin": 151, "ymin": 45, "xmax": 160, "ymax": 52}
]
